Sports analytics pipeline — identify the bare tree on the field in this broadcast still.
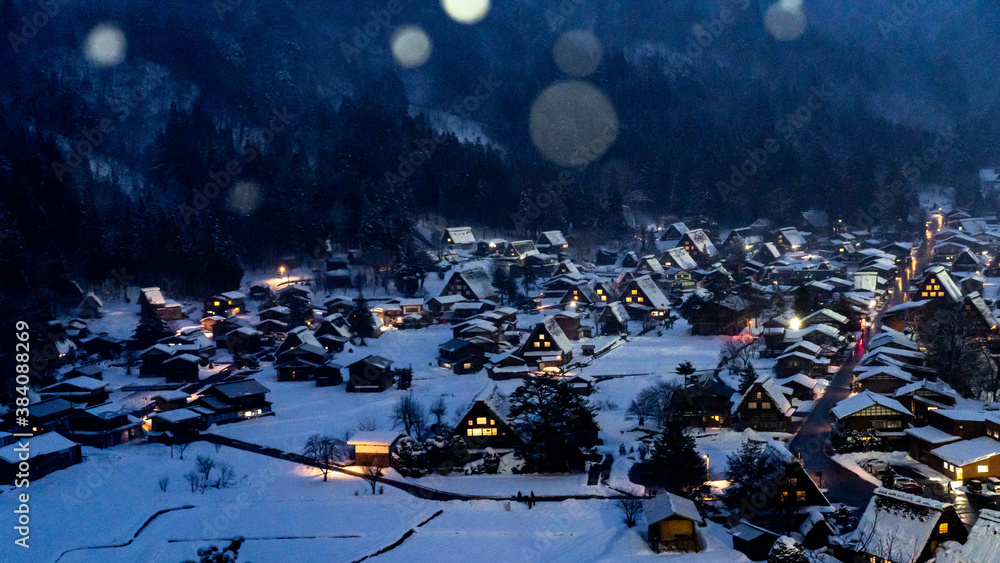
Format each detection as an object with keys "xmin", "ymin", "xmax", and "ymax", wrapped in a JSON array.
[
  {"xmin": 627, "ymin": 382, "xmax": 678, "ymax": 427},
  {"xmin": 393, "ymin": 394, "xmax": 425, "ymax": 437},
  {"xmin": 619, "ymin": 489, "xmax": 643, "ymax": 528},
  {"xmin": 184, "ymin": 470, "xmax": 202, "ymax": 493},
  {"xmin": 356, "ymin": 417, "xmax": 378, "ymax": 431},
  {"xmin": 213, "ymin": 461, "xmax": 237, "ymax": 489},
  {"xmin": 158, "ymin": 476, "xmax": 169, "ymax": 492},
  {"xmin": 362, "ymin": 459, "xmax": 386, "ymax": 495},
  {"xmin": 303, "ymin": 435, "xmax": 346, "ymax": 481},
  {"xmin": 719, "ymin": 335, "xmax": 761, "ymax": 373},
  {"xmin": 196, "ymin": 455, "xmax": 216, "ymax": 483},
  {"xmin": 429, "ymin": 396, "xmax": 448, "ymax": 426},
  {"xmin": 175, "ymin": 442, "xmax": 190, "ymax": 460}
]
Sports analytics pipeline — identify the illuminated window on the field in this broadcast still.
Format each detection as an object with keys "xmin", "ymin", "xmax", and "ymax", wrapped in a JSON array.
[
  {"xmin": 788, "ymin": 478, "xmax": 797, "ymax": 486},
  {"xmin": 637, "ymin": 297, "xmax": 643, "ymax": 302},
  {"xmin": 762, "ymin": 402, "xmax": 771, "ymax": 409},
  {"xmin": 631, "ymin": 290, "xmax": 638, "ymax": 295},
  {"xmin": 748, "ymin": 402, "xmax": 757, "ymax": 409},
  {"xmin": 477, "ymin": 417, "xmax": 487, "ymax": 425},
  {"xmin": 539, "ymin": 334, "xmax": 545, "ymax": 340},
  {"xmin": 980, "ymin": 465, "xmax": 989, "ymax": 473},
  {"xmin": 795, "ymin": 491, "xmax": 806, "ymax": 502},
  {"xmin": 232, "ymin": 308, "xmax": 240, "ymax": 314},
  {"xmin": 534, "ymin": 342, "xmax": 540, "ymax": 348},
  {"xmin": 601, "ymin": 296, "xmax": 607, "ymax": 301},
  {"xmin": 214, "ymin": 301, "xmax": 221, "ymax": 306},
  {"xmin": 934, "ymin": 285, "xmax": 940, "ymax": 290},
  {"xmin": 781, "ymin": 491, "xmax": 789, "ymax": 500},
  {"xmin": 544, "ymin": 341, "xmax": 551, "ymax": 347},
  {"xmin": 490, "ymin": 419, "xmax": 495, "ymax": 425},
  {"xmin": 472, "ymin": 428, "xmax": 483, "ymax": 436},
  {"xmin": 467, "ymin": 429, "xmax": 473, "ymax": 436},
  {"xmin": 468, "ymin": 420, "xmax": 473, "ymax": 426},
  {"xmin": 464, "ymin": 363, "xmax": 471, "ymax": 369},
  {"xmin": 939, "ymin": 523, "xmax": 949, "ymax": 534},
  {"xmin": 756, "ymin": 392, "xmax": 762, "ymax": 399},
  {"xmin": 626, "ymin": 297, "xmax": 632, "ymax": 303},
  {"xmin": 596, "ymin": 289, "xmax": 603, "ymax": 294}
]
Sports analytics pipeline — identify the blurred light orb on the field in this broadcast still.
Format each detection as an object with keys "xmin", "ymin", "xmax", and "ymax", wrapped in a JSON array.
[
  {"xmin": 553, "ymin": 30, "xmax": 603, "ymax": 77},
  {"xmin": 765, "ymin": 1, "xmax": 807, "ymax": 41},
  {"xmin": 530, "ymin": 81, "xmax": 618, "ymax": 167},
  {"xmin": 84, "ymin": 23, "xmax": 127, "ymax": 67},
  {"xmin": 441, "ymin": 0, "xmax": 491, "ymax": 25},
  {"xmin": 391, "ymin": 26, "xmax": 433, "ymax": 68},
  {"xmin": 228, "ymin": 181, "xmax": 262, "ymax": 215}
]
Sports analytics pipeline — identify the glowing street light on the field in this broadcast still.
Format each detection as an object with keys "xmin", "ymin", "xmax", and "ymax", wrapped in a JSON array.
[
  {"xmin": 789, "ymin": 317, "xmax": 801, "ymax": 331},
  {"xmin": 279, "ymin": 266, "xmax": 286, "ymax": 280},
  {"xmin": 869, "ymin": 299, "xmax": 877, "ymax": 309}
]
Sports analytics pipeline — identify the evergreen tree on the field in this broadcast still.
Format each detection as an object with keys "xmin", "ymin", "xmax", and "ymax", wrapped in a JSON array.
[
  {"xmin": 738, "ymin": 363, "xmax": 758, "ymax": 394},
  {"xmin": 348, "ymin": 292, "xmax": 377, "ymax": 345},
  {"xmin": 676, "ymin": 361, "xmax": 697, "ymax": 386},
  {"xmin": 767, "ymin": 536, "xmax": 808, "ymax": 563},
  {"xmin": 393, "ymin": 243, "xmax": 424, "ymax": 298},
  {"xmin": 724, "ymin": 439, "xmax": 784, "ymax": 509},
  {"xmin": 134, "ymin": 305, "xmax": 170, "ymax": 349},
  {"xmin": 644, "ymin": 421, "xmax": 707, "ymax": 495},
  {"xmin": 508, "ymin": 376, "xmax": 601, "ymax": 473}
]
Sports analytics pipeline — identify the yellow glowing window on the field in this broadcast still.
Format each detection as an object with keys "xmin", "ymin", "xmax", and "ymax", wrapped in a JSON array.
[
  {"xmin": 637, "ymin": 297, "xmax": 643, "ymax": 302},
  {"xmin": 467, "ymin": 429, "xmax": 473, "ymax": 436},
  {"xmin": 539, "ymin": 334, "xmax": 545, "ymax": 340},
  {"xmin": 468, "ymin": 420, "xmax": 473, "ymax": 426},
  {"xmin": 626, "ymin": 297, "xmax": 632, "ymax": 303},
  {"xmin": 796, "ymin": 491, "xmax": 806, "ymax": 502},
  {"xmin": 544, "ymin": 341, "xmax": 550, "ymax": 347},
  {"xmin": 762, "ymin": 402, "xmax": 771, "ymax": 409},
  {"xmin": 477, "ymin": 417, "xmax": 487, "ymax": 425},
  {"xmin": 939, "ymin": 523, "xmax": 949, "ymax": 534},
  {"xmin": 227, "ymin": 300, "xmax": 232, "ymax": 305},
  {"xmin": 601, "ymin": 296, "xmax": 607, "ymax": 301},
  {"xmin": 464, "ymin": 363, "xmax": 471, "ymax": 369},
  {"xmin": 232, "ymin": 308, "xmax": 240, "ymax": 314},
  {"xmin": 631, "ymin": 290, "xmax": 638, "ymax": 294},
  {"xmin": 748, "ymin": 402, "xmax": 757, "ymax": 409},
  {"xmin": 980, "ymin": 465, "xmax": 989, "ymax": 473},
  {"xmin": 472, "ymin": 428, "xmax": 483, "ymax": 436},
  {"xmin": 534, "ymin": 342, "xmax": 540, "ymax": 348},
  {"xmin": 596, "ymin": 289, "xmax": 603, "ymax": 294},
  {"xmin": 789, "ymin": 478, "xmax": 798, "ymax": 486},
  {"xmin": 756, "ymin": 392, "xmax": 762, "ymax": 399},
  {"xmin": 214, "ymin": 301, "xmax": 221, "ymax": 306},
  {"xmin": 926, "ymin": 285, "xmax": 933, "ymax": 290},
  {"xmin": 934, "ymin": 285, "xmax": 940, "ymax": 290}
]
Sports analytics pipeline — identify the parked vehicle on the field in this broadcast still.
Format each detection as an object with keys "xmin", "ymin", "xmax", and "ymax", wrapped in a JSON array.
[
  {"xmin": 967, "ymin": 479, "xmax": 984, "ymax": 493},
  {"xmin": 864, "ymin": 460, "xmax": 888, "ymax": 476},
  {"xmin": 894, "ymin": 477, "xmax": 923, "ymax": 495},
  {"xmin": 987, "ymin": 477, "xmax": 1000, "ymax": 492}
]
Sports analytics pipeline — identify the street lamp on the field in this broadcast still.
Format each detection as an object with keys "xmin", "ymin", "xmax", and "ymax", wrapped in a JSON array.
[
  {"xmin": 703, "ymin": 454, "xmax": 710, "ymax": 478},
  {"xmin": 789, "ymin": 317, "xmax": 801, "ymax": 331},
  {"xmin": 279, "ymin": 266, "xmax": 286, "ymax": 280},
  {"xmin": 869, "ymin": 299, "xmax": 877, "ymax": 309}
]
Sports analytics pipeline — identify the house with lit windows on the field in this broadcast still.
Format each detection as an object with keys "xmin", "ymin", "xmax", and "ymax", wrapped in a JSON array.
[
  {"xmin": 619, "ymin": 275, "xmax": 671, "ymax": 322},
  {"xmin": 731, "ymin": 376, "xmax": 795, "ymax": 432},
  {"xmin": 442, "ymin": 226, "xmax": 476, "ymax": 247},
  {"xmin": 558, "ymin": 283, "xmax": 601, "ymax": 307},
  {"xmin": 204, "ymin": 291, "xmax": 246, "ymax": 317},
  {"xmin": 658, "ymin": 247, "xmax": 698, "ymax": 271},
  {"xmin": 913, "ymin": 265, "xmax": 962, "ymax": 303},
  {"xmin": 455, "ymin": 386, "xmax": 523, "ymax": 453},
  {"xmin": 515, "ymin": 317, "xmax": 573, "ymax": 370},
  {"xmin": 831, "ymin": 391, "xmax": 913, "ymax": 450},
  {"xmin": 928, "ymin": 436, "xmax": 1000, "ymax": 483},
  {"xmin": 848, "ymin": 488, "xmax": 966, "ymax": 563},
  {"xmin": 676, "ymin": 229, "xmax": 719, "ymax": 268},
  {"xmin": 592, "ymin": 280, "xmax": 614, "ymax": 302}
]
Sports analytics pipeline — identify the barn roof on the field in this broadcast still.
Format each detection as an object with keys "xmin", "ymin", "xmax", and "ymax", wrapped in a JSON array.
[
  {"xmin": 642, "ymin": 491, "xmax": 703, "ymax": 525},
  {"xmin": 445, "ymin": 227, "xmax": 476, "ymax": 245}
]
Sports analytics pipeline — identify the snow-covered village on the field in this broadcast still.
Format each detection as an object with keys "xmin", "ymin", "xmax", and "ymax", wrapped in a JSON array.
[{"xmin": 7, "ymin": 1, "xmax": 1000, "ymax": 563}]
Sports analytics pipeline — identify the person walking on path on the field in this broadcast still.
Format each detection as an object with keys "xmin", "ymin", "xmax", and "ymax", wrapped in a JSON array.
[
  {"xmin": 517, "ymin": 491, "xmax": 523, "ymax": 503},
  {"xmin": 530, "ymin": 491, "xmax": 536, "ymax": 508}
]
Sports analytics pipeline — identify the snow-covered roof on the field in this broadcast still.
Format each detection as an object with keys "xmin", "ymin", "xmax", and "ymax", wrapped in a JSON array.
[
  {"xmin": 347, "ymin": 431, "xmax": 405, "ymax": 446},
  {"xmin": 732, "ymin": 377, "xmax": 794, "ymax": 416},
  {"xmin": 630, "ymin": 275, "xmax": 671, "ymax": 310},
  {"xmin": 661, "ymin": 247, "xmax": 698, "ymax": 270},
  {"xmin": 39, "ymin": 376, "xmax": 107, "ymax": 392},
  {"xmin": 850, "ymin": 487, "xmax": 952, "ymax": 563},
  {"xmin": 539, "ymin": 230, "xmax": 568, "ymax": 247},
  {"xmin": 151, "ymin": 390, "xmax": 190, "ymax": 402},
  {"xmin": 776, "ymin": 373, "xmax": 818, "ymax": 391},
  {"xmin": 683, "ymin": 229, "xmax": 718, "ymax": 257},
  {"xmin": 855, "ymin": 365, "xmax": 913, "ymax": 383},
  {"xmin": 802, "ymin": 308, "xmax": 848, "ymax": 325},
  {"xmin": 207, "ymin": 379, "xmax": 270, "ymax": 399},
  {"xmin": 140, "ymin": 287, "xmax": 166, "ymax": 306},
  {"xmin": 163, "ymin": 353, "xmax": 201, "ymax": 365},
  {"xmin": 447, "ymin": 267, "xmax": 495, "ymax": 300},
  {"xmin": 932, "ymin": 436, "xmax": 1000, "ymax": 467},
  {"xmin": 831, "ymin": 391, "xmax": 912, "ymax": 419},
  {"xmin": 472, "ymin": 385, "xmax": 512, "ymax": 419},
  {"xmin": 445, "ymin": 227, "xmax": 476, "ymax": 245},
  {"xmin": 642, "ymin": 491, "xmax": 703, "ymax": 524},
  {"xmin": 0, "ymin": 432, "xmax": 78, "ymax": 463},
  {"xmin": 152, "ymin": 408, "xmax": 202, "ymax": 424},
  {"xmin": 904, "ymin": 425, "xmax": 961, "ymax": 445},
  {"xmin": 540, "ymin": 316, "xmax": 573, "ymax": 355},
  {"xmin": 924, "ymin": 265, "xmax": 963, "ymax": 301},
  {"xmin": 941, "ymin": 508, "xmax": 1000, "ymax": 563},
  {"xmin": 894, "ymin": 379, "xmax": 957, "ymax": 400}
]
